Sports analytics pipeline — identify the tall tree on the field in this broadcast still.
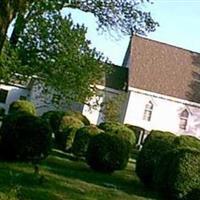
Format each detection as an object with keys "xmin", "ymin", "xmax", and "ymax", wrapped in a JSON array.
[
  {"xmin": 0, "ymin": 0, "xmax": 158, "ymax": 53},
  {"xmin": 0, "ymin": 0, "xmax": 158, "ymax": 105},
  {"xmin": 1, "ymin": 12, "xmax": 108, "ymax": 104}
]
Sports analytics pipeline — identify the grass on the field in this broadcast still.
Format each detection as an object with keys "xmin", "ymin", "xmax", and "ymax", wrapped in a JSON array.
[{"xmin": 0, "ymin": 149, "xmax": 162, "ymax": 200}]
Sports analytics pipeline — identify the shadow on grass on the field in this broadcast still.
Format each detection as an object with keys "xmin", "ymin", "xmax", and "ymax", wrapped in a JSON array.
[
  {"xmin": 0, "ymin": 149, "xmax": 162, "ymax": 200},
  {"xmin": 43, "ymin": 149, "xmax": 162, "ymax": 200}
]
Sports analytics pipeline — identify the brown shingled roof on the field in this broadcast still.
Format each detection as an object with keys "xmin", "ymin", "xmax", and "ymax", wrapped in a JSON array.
[{"xmin": 129, "ymin": 35, "xmax": 200, "ymax": 103}]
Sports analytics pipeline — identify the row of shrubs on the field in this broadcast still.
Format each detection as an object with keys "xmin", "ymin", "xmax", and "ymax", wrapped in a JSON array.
[
  {"xmin": 136, "ymin": 130, "xmax": 200, "ymax": 200},
  {"xmin": 0, "ymin": 100, "xmax": 139, "ymax": 174},
  {"xmin": 41, "ymin": 111, "xmax": 137, "ymax": 173}
]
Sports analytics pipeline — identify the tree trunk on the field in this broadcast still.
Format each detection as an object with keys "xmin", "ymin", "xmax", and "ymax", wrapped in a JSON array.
[
  {"xmin": 10, "ymin": 13, "xmax": 26, "ymax": 46},
  {"xmin": 0, "ymin": 0, "xmax": 28, "ymax": 53},
  {"xmin": 0, "ymin": 2, "xmax": 16, "ymax": 53}
]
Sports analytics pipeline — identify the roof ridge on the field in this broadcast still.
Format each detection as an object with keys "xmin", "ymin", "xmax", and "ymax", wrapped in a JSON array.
[{"xmin": 133, "ymin": 34, "xmax": 200, "ymax": 55}]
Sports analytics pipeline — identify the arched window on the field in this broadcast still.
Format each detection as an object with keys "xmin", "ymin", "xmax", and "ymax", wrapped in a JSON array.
[
  {"xmin": 143, "ymin": 101, "xmax": 153, "ymax": 121},
  {"xmin": 179, "ymin": 109, "xmax": 189, "ymax": 130}
]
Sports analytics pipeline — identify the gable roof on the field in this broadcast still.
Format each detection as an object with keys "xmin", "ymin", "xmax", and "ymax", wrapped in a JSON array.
[{"xmin": 128, "ymin": 35, "xmax": 200, "ymax": 103}]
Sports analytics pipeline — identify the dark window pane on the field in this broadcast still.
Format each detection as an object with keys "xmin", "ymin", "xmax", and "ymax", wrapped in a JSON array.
[{"xmin": 0, "ymin": 89, "xmax": 8, "ymax": 103}]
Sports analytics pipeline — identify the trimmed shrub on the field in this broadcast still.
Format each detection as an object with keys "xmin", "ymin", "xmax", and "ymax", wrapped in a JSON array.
[
  {"xmin": 125, "ymin": 124, "xmax": 145, "ymax": 144},
  {"xmin": 154, "ymin": 135, "xmax": 200, "ymax": 193},
  {"xmin": 86, "ymin": 133, "xmax": 130, "ymax": 173},
  {"xmin": 173, "ymin": 135, "xmax": 200, "ymax": 150},
  {"xmin": 0, "ymin": 113, "xmax": 52, "ymax": 161},
  {"xmin": 9, "ymin": 100, "xmax": 36, "ymax": 116},
  {"xmin": 72, "ymin": 125, "xmax": 103, "ymax": 157},
  {"xmin": 55, "ymin": 116, "xmax": 84, "ymax": 151},
  {"xmin": 135, "ymin": 130, "xmax": 176, "ymax": 186},
  {"xmin": 41, "ymin": 110, "xmax": 65, "ymax": 133},
  {"xmin": 164, "ymin": 148, "xmax": 200, "ymax": 200},
  {"xmin": 65, "ymin": 111, "xmax": 90, "ymax": 125},
  {"xmin": 98, "ymin": 121, "xmax": 136, "ymax": 147},
  {"xmin": 98, "ymin": 121, "xmax": 122, "ymax": 131}
]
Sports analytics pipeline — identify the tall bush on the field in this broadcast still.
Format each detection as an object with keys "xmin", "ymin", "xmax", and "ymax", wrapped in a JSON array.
[
  {"xmin": 0, "ymin": 113, "xmax": 52, "ymax": 161},
  {"xmin": 86, "ymin": 133, "xmax": 130, "ymax": 173},
  {"xmin": 164, "ymin": 148, "xmax": 200, "ymax": 200},
  {"xmin": 135, "ymin": 130, "xmax": 176, "ymax": 186},
  {"xmin": 72, "ymin": 125, "xmax": 103, "ymax": 157},
  {"xmin": 55, "ymin": 116, "xmax": 84, "ymax": 151},
  {"xmin": 98, "ymin": 121, "xmax": 136, "ymax": 147},
  {"xmin": 41, "ymin": 110, "xmax": 65, "ymax": 133},
  {"xmin": 154, "ymin": 134, "xmax": 200, "ymax": 192}
]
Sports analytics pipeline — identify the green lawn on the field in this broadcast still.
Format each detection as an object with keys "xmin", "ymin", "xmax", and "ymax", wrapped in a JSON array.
[{"xmin": 0, "ymin": 150, "xmax": 162, "ymax": 200}]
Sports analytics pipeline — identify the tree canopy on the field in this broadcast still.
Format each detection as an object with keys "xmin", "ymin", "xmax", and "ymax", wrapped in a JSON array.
[{"xmin": 0, "ymin": 0, "xmax": 158, "ymax": 105}]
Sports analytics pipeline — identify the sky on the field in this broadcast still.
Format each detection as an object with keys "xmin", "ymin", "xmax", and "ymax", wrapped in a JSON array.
[{"xmin": 63, "ymin": 0, "xmax": 200, "ymax": 66}]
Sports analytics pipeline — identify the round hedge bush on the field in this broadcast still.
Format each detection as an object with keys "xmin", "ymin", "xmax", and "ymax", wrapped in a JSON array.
[
  {"xmin": 153, "ymin": 135, "xmax": 200, "ymax": 193},
  {"xmin": 41, "ymin": 110, "xmax": 65, "ymax": 133},
  {"xmin": 163, "ymin": 148, "xmax": 200, "ymax": 200},
  {"xmin": 0, "ymin": 113, "xmax": 52, "ymax": 161},
  {"xmin": 9, "ymin": 100, "xmax": 36, "ymax": 116},
  {"xmin": 86, "ymin": 133, "xmax": 130, "ymax": 173},
  {"xmin": 135, "ymin": 130, "xmax": 176, "ymax": 186},
  {"xmin": 65, "ymin": 111, "xmax": 90, "ymax": 125},
  {"xmin": 98, "ymin": 121, "xmax": 122, "ymax": 131},
  {"xmin": 98, "ymin": 121, "xmax": 136, "ymax": 147},
  {"xmin": 55, "ymin": 116, "xmax": 84, "ymax": 151},
  {"xmin": 72, "ymin": 125, "xmax": 103, "ymax": 157},
  {"xmin": 173, "ymin": 135, "xmax": 200, "ymax": 150}
]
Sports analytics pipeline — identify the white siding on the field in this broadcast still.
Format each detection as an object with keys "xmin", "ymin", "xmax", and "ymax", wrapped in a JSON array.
[
  {"xmin": 0, "ymin": 84, "xmax": 29, "ymax": 113},
  {"xmin": 124, "ymin": 88, "xmax": 200, "ymax": 138}
]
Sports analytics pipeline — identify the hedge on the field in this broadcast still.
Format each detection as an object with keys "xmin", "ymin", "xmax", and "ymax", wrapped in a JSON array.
[
  {"xmin": 154, "ymin": 135, "xmax": 200, "ymax": 193},
  {"xmin": 98, "ymin": 121, "xmax": 136, "ymax": 147},
  {"xmin": 0, "ymin": 113, "xmax": 52, "ymax": 161},
  {"xmin": 72, "ymin": 125, "xmax": 103, "ymax": 157},
  {"xmin": 135, "ymin": 130, "xmax": 176, "ymax": 186},
  {"xmin": 164, "ymin": 148, "xmax": 200, "ymax": 200},
  {"xmin": 41, "ymin": 110, "xmax": 65, "ymax": 133},
  {"xmin": 125, "ymin": 124, "xmax": 145, "ymax": 144},
  {"xmin": 86, "ymin": 133, "xmax": 130, "ymax": 173},
  {"xmin": 55, "ymin": 116, "xmax": 84, "ymax": 151},
  {"xmin": 8, "ymin": 100, "xmax": 36, "ymax": 116},
  {"xmin": 65, "ymin": 111, "xmax": 90, "ymax": 125}
]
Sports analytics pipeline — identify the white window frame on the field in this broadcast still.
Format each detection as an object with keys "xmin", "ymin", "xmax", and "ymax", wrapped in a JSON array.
[
  {"xmin": 143, "ymin": 101, "xmax": 153, "ymax": 121},
  {"xmin": 179, "ymin": 109, "xmax": 189, "ymax": 130}
]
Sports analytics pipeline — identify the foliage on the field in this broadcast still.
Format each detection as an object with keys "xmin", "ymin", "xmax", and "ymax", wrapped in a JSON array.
[
  {"xmin": 100, "ymin": 93, "xmax": 127, "ymax": 122},
  {"xmin": 0, "ymin": 150, "xmax": 162, "ymax": 200},
  {"xmin": 98, "ymin": 121, "xmax": 136, "ymax": 146},
  {"xmin": 125, "ymin": 124, "xmax": 145, "ymax": 144},
  {"xmin": 0, "ymin": 1, "xmax": 158, "ymax": 53},
  {"xmin": 173, "ymin": 135, "xmax": 200, "ymax": 150},
  {"xmin": 135, "ymin": 130, "xmax": 176, "ymax": 186},
  {"xmin": 55, "ymin": 116, "xmax": 84, "ymax": 151},
  {"xmin": 86, "ymin": 133, "xmax": 130, "ymax": 173},
  {"xmin": 41, "ymin": 110, "xmax": 65, "ymax": 133},
  {"xmin": 8, "ymin": 100, "xmax": 36, "ymax": 116},
  {"xmin": 65, "ymin": 111, "xmax": 90, "ymax": 125},
  {"xmin": 98, "ymin": 121, "xmax": 122, "ymax": 130},
  {"xmin": 163, "ymin": 148, "xmax": 200, "ymax": 200},
  {"xmin": 0, "ymin": 113, "xmax": 52, "ymax": 161},
  {"xmin": 153, "ymin": 135, "xmax": 200, "ymax": 193},
  {"xmin": 185, "ymin": 188, "xmax": 200, "ymax": 200},
  {"xmin": 72, "ymin": 125, "xmax": 103, "ymax": 157}
]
